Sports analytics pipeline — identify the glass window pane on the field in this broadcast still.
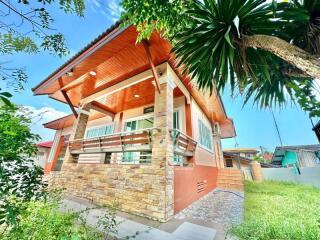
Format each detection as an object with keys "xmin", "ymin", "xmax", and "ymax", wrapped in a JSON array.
[
  {"xmin": 173, "ymin": 111, "xmax": 179, "ymax": 129},
  {"xmin": 198, "ymin": 119, "xmax": 212, "ymax": 150},
  {"xmin": 138, "ymin": 118, "xmax": 154, "ymax": 129}
]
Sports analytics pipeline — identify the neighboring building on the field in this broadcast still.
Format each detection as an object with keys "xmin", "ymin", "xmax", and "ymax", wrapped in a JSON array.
[
  {"xmin": 272, "ymin": 145, "xmax": 320, "ymax": 171},
  {"xmin": 223, "ymin": 152, "xmax": 275, "ymax": 169},
  {"xmin": 32, "ymin": 23, "xmax": 236, "ymax": 221},
  {"xmin": 34, "ymin": 141, "xmax": 53, "ymax": 168},
  {"xmin": 262, "ymin": 152, "xmax": 273, "ymax": 162},
  {"xmin": 223, "ymin": 148, "xmax": 258, "ymax": 159}
]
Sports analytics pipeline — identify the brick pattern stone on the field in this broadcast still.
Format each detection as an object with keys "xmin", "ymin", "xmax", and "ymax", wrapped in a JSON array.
[
  {"xmin": 151, "ymin": 82, "xmax": 175, "ymax": 221},
  {"xmin": 50, "ymin": 81, "xmax": 175, "ymax": 222},
  {"xmin": 47, "ymin": 163, "xmax": 172, "ymax": 221},
  {"xmin": 63, "ymin": 107, "xmax": 89, "ymax": 164},
  {"xmin": 217, "ymin": 168, "xmax": 244, "ymax": 191}
]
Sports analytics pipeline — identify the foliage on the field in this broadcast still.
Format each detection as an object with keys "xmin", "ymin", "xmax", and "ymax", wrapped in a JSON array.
[
  {"xmin": 121, "ymin": 0, "xmax": 191, "ymax": 42},
  {"xmin": 231, "ymin": 180, "xmax": 320, "ymax": 239},
  {"xmin": 0, "ymin": 0, "xmax": 85, "ymax": 91},
  {"xmin": 0, "ymin": 105, "xmax": 45, "ymax": 226},
  {"xmin": 0, "ymin": 197, "xmax": 115, "ymax": 240},
  {"xmin": 121, "ymin": 0, "xmax": 320, "ymax": 117},
  {"xmin": 0, "ymin": 90, "xmax": 12, "ymax": 106}
]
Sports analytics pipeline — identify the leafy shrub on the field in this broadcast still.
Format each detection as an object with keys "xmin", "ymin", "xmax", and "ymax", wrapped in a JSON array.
[
  {"xmin": 0, "ymin": 196, "xmax": 118, "ymax": 240},
  {"xmin": 0, "ymin": 105, "xmax": 46, "ymax": 226},
  {"xmin": 231, "ymin": 181, "xmax": 320, "ymax": 240}
]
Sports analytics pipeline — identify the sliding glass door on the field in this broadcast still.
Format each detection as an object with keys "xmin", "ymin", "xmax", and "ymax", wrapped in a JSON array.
[{"xmin": 122, "ymin": 116, "xmax": 154, "ymax": 163}]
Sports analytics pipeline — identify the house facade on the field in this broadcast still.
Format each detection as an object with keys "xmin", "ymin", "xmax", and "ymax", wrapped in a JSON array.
[
  {"xmin": 272, "ymin": 145, "xmax": 320, "ymax": 171},
  {"xmin": 33, "ymin": 24, "xmax": 236, "ymax": 222},
  {"xmin": 223, "ymin": 148, "xmax": 259, "ymax": 160},
  {"xmin": 33, "ymin": 141, "xmax": 53, "ymax": 168}
]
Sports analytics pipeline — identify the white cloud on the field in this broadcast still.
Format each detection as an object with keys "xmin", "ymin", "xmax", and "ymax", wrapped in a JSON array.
[
  {"xmin": 20, "ymin": 106, "xmax": 68, "ymax": 142},
  {"xmin": 88, "ymin": 0, "xmax": 122, "ymax": 21}
]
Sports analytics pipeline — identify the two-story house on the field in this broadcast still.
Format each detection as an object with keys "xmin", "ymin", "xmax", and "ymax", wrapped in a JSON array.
[{"xmin": 33, "ymin": 23, "xmax": 236, "ymax": 222}]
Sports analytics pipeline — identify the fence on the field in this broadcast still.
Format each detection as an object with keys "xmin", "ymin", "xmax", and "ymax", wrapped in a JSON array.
[{"xmin": 262, "ymin": 167, "xmax": 320, "ymax": 188}]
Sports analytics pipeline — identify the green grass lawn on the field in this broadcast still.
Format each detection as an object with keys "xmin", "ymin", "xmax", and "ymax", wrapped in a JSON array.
[{"xmin": 232, "ymin": 180, "xmax": 320, "ymax": 240}]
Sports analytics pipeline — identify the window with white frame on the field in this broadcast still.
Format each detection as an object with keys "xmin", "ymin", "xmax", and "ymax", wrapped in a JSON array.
[
  {"xmin": 121, "ymin": 116, "xmax": 154, "ymax": 163},
  {"xmin": 124, "ymin": 117, "xmax": 154, "ymax": 132},
  {"xmin": 85, "ymin": 124, "xmax": 114, "ymax": 139},
  {"xmin": 198, "ymin": 118, "xmax": 213, "ymax": 151}
]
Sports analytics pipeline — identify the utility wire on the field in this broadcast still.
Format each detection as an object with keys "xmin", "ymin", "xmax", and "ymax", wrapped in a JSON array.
[{"xmin": 271, "ymin": 109, "xmax": 283, "ymax": 146}]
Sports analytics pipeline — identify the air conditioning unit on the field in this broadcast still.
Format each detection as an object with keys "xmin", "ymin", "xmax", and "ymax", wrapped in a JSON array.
[{"xmin": 213, "ymin": 122, "xmax": 221, "ymax": 136}]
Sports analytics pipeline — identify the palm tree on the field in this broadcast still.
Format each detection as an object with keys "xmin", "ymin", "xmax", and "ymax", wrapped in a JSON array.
[{"xmin": 122, "ymin": 0, "xmax": 320, "ymax": 115}]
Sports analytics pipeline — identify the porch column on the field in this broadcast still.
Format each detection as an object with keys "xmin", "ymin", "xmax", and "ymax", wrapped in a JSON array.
[
  {"xmin": 152, "ymin": 77, "xmax": 175, "ymax": 221},
  {"xmin": 63, "ymin": 105, "xmax": 90, "ymax": 164},
  {"xmin": 213, "ymin": 131, "xmax": 224, "ymax": 168},
  {"xmin": 185, "ymin": 99, "xmax": 194, "ymax": 163}
]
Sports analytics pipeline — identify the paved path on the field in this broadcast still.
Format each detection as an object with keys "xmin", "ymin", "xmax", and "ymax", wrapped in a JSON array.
[
  {"xmin": 60, "ymin": 188, "xmax": 243, "ymax": 240},
  {"xmin": 60, "ymin": 197, "xmax": 217, "ymax": 240},
  {"xmin": 175, "ymin": 188, "xmax": 244, "ymax": 228}
]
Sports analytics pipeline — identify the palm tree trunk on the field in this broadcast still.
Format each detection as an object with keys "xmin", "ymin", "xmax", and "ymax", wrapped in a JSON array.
[{"xmin": 242, "ymin": 34, "xmax": 320, "ymax": 79}]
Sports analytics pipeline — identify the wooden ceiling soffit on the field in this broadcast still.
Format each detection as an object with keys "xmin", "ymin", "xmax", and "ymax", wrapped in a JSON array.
[
  {"xmin": 142, "ymin": 40, "xmax": 161, "ymax": 93},
  {"xmin": 33, "ymin": 26, "xmax": 127, "ymax": 95},
  {"xmin": 90, "ymin": 101, "xmax": 115, "ymax": 120},
  {"xmin": 81, "ymin": 67, "xmax": 155, "ymax": 105},
  {"xmin": 81, "ymin": 76, "xmax": 97, "ymax": 98}
]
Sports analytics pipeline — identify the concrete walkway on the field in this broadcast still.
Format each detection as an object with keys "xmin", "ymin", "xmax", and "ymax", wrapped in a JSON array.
[{"xmin": 60, "ymin": 188, "xmax": 243, "ymax": 240}]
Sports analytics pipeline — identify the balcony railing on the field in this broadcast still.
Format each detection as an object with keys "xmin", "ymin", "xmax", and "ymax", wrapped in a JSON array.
[
  {"xmin": 69, "ymin": 128, "xmax": 155, "ymax": 154},
  {"xmin": 170, "ymin": 129, "xmax": 197, "ymax": 157}
]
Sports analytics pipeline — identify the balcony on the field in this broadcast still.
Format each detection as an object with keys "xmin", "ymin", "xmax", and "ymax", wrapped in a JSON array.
[
  {"xmin": 170, "ymin": 129, "xmax": 197, "ymax": 157},
  {"xmin": 69, "ymin": 128, "xmax": 155, "ymax": 155}
]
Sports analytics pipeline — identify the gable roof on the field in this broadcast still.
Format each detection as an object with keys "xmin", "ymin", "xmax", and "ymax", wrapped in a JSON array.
[
  {"xmin": 32, "ymin": 21, "xmax": 121, "ymax": 94},
  {"xmin": 33, "ymin": 22, "xmax": 236, "ymax": 137},
  {"xmin": 36, "ymin": 141, "xmax": 53, "ymax": 148}
]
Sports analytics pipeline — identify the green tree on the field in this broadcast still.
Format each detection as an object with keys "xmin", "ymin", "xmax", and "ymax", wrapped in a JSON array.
[
  {"xmin": 0, "ymin": 0, "xmax": 85, "ymax": 93},
  {"xmin": 0, "ymin": 104, "xmax": 44, "ymax": 226},
  {"xmin": 121, "ymin": 0, "xmax": 320, "ymax": 117}
]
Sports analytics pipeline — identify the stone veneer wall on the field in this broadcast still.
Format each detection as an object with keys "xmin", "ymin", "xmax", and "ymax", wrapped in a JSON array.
[
  {"xmin": 51, "ymin": 81, "xmax": 175, "ymax": 222},
  {"xmin": 47, "ymin": 162, "xmax": 169, "ymax": 221}
]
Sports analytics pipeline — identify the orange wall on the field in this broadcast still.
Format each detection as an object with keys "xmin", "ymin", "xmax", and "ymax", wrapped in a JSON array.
[{"xmin": 174, "ymin": 165, "xmax": 218, "ymax": 213}]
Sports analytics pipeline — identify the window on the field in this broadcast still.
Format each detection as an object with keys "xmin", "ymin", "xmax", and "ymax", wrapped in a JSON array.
[
  {"xmin": 122, "ymin": 117, "xmax": 154, "ymax": 163},
  {"xmin": 85, "ymin": 124, "xmax": 114, "ymax": 139},
  {"xmin": 173, "ymin": 155, "xmax": 185, "ymax": 166},
  {"xmin": 198, "ymin": 119, "xmax": 213, "ymax": 151},
  {"xmin": 173, "ymin": 110, "xmax": 180, "ymax": 130},
  {"xmin": 125, "ymin": 117, "xmax": 154, "ymax": 132},
  {"xmin": 226, "ymin": 159, "xmax": 233, "ymax": 168}
]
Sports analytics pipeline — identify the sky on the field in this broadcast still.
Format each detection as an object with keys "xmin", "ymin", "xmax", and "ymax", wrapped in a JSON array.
[{"xmin": 1, "ymin": 0, "xmax": 319, "ymax": 152}]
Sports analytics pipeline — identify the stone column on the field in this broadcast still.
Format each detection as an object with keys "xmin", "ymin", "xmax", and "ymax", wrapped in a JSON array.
[
  {"xmin": 151, "ymin": 78, "xmax": 175, "ymax": 221},
  {"xmin": 63, "ymin": 105, "xmax": 90, "ymax": 164},
  {"xmin": 213, "ymin": 134, "xmax": 224, "ymax": 168},
  {"xmin": 250, "ymin": 161, "xmax": 263, "ymax": 182}
]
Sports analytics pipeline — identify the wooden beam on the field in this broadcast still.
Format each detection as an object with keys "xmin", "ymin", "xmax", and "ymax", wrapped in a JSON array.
[
  {"xmin": 81, "ymin": 68, "xmax": 154, "ymax": 104},
  {"xmin": 61, "ymin": 90, "xmax": 78, "ymax": 118},
  {"xmin": 91, "ymin": 101, "xmax": 115, "ymax": 119},
  {"xmin": 62, "ymin": 81, "xmax": 83, "ymax": 92},
  {"xmin": 142, "ymin": 40, "xmax": 161, "ymax": 93}
]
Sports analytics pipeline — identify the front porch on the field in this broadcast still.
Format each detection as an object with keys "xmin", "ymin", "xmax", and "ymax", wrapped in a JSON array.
[{"xmin": 59, "ymin": 63, "xmax": 197, "ymax": 168}]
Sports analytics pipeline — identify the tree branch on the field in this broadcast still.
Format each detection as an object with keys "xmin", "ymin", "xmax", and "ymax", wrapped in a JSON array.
[
  {"xmin": 241, "ymin": 34, "xmax": 320, "ymax": 80},
  {"xmin": 0, "ymin": 0, "xmax": 52, "ymax": 35}
]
